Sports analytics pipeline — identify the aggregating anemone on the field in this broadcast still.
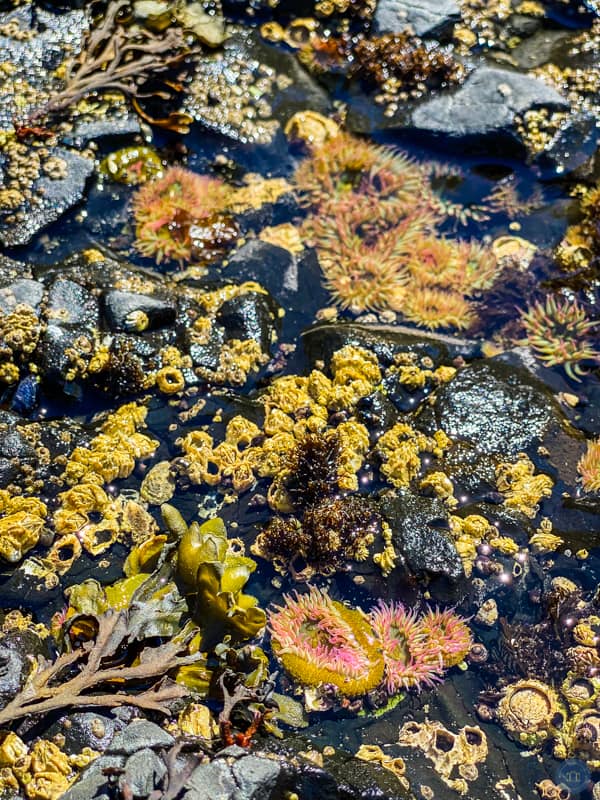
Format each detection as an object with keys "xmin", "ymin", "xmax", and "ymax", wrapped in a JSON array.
[
  {"xmin": 1, "ymin": 5, "xmax": 600, "ymax": 796},
  {"xmin": 269, "ymin": 588, "xmax": 385, "ymax": 697}
]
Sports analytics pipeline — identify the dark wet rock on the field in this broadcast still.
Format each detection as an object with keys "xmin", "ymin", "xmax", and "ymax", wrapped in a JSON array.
[
  {"xmin": 225, "ymin": 241, "xmax": 328, "ymax": 338},
  {"xmin": 107, "ymin": 720, "xmax": 174, "ymax": 755},
  {"xmin": 510, "ymin": 28, "xmax": 571, "ymax": 69},
  {"xmin": 0, "ymin": 148, "xmax": 94, "ymax": 248},
  {"xmin": 411, "ymin": 66, "xmax": 569, "ymax": 146},
  {"xmin": 183, "ymin": 760, "xmax": 238, "ymax": 800},
  {"xmin": 422, "ymin": 356, "xmax": 583, "ymax": 464},
  {"xmin": 59, "ymin": 769, "xmax": 111, "ymax": 800},
  {"xmin": 259, "ymin": 735, "xmax": 411, "ymax": 799},
  {"xmin": 0, "ymin": 279, "xmax": 45, "ymax": 314},
  {"xmin": 120, "ymin": 748, "xmax": 167, "ymax": 797},
  {"xmin": 506, "ymin": 12, "xmax": 545, "ymax": 38},
  {"xmin": 43, "ymin": 712, "xmax": 119, "ymax": 754},
  {"xmin": 216, "ymin": 290, "xmax": 280, "ymax": 353},
  {"xmin": 537, "ymin": 112, "xmax": 600, "ymax": 176},
  {"xmin": 185, "ymin": 750, "xmax": 281, "ymax": 800},
  {"xmin": 373, "ymin": 0, "xmax": 460, "ymax": 38},
  {"xmin": 61, "ymin": 115, "xmax": 142, "ymax": 149},
  {"xmin": 0, "ymin": 628, "xmax": 49, "ymax": 709},
  {"xmin": 46, "ymin": 278, "xmax": 99, "ymax": 328},
  {"xmin": 356, "ymin": 391, "xmax": 399, "ymax": 444},
  {"xmin": 380, "ymin": 489, "xmax": 464, "ymax": 582},
  {"xmin": 302, "ymin": 322, "xmax": 481, "ymax": 371},
  {"xmin": 102, "ymin": 290, "xmax": 177, "ymax": 333},
  {"xmin": 441, "ymin": 441, "xmax": 498, "ymax": 500}
]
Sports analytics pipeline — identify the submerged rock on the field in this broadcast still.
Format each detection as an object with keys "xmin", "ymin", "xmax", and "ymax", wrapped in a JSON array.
[
  {"xmin": 373, "ymin": 0, "xmax": 460, "ymax": 39},
  {"xmin": 0, "ymin": 147, "xmax": 94, "ymax": 248},
  {"xmin": 411, "ymin": 66, "xmax": 569, "ymax": 147}
]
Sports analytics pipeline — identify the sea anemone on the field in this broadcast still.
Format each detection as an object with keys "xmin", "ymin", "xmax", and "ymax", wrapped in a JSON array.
[
  {"xmin": 406, "ymin": 235, "xmax": 461, "ymax": 289},
  {"xmin": 418, "ymin": 607, "xmax": 473, "ymax": 668},
  {"xmin": 401, "ymin": 287, "xmax": 476, "ymax": 331},
  {"xmin": 269, "ymin": 587, "xmax": 385, "ymax": 696},
  {"xmin": 294, "ymin": 131, "xmax": 427, "ymax": 229},
  {"xmin": 370, "ymin": 601, "xmax": 444, "ymax": 693},
  {"xmin": 578, "ymin": 438, "xmax": 600, "ymax": 493},
  {"xmin": 519, "ymin": 295, "xmax": 600, "ymax": 381},
  {"xmin": 425, "ymin": 161, "xmax": 491, "ymax": 226},
  {"xmin": 304, "ymin": 209, "xmax": 435, "ymax": 313},
  {"xmin": 132, "ymin": 166, "xmax": 231, "ymax": 264}
]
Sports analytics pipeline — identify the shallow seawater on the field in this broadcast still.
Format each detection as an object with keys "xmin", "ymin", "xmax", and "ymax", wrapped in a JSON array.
[{"xmin": 0, "ymin": 2, "xmax": 600, "ymax": 799}]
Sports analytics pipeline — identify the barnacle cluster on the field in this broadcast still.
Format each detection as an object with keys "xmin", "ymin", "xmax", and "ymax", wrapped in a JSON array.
[
  {"xmin": 448, "ymin": 514, "xmax": 498, "ymax": 575},
  {"xmin": 62, "ymin": 403, "xmax": 158, "ymax": 487},
  {"xmin": 179, "ymin": 345, "xmax": 379, "ymax": 503},
  {"xmin": 51, "ymin": 404, "xmax": 157, "ymax": 559},
  {"xmin": 185, "ymin": 281, "xmax": 275, "ymax": 386},
  {"xmin": 517, "ymin": 295, "xmax": 599, "ymax": 381},
  {"xmin": 397, "ymin": 720, "xmax": 488, "ymax": 795},
  {"xmin": 0, "ymin": 733, "xmax": 97, "ymax": 800},
  {"xmin": 185, "ymin": 28, "xmax": 292, "ymax": 144},
  {"xmin": 496, "ymin": 454, "xmax": 553, "ymax": 518},
  {"xmin": 294, "ymin": 130, "xmax": 500, "ymax": 325},
  {"xmin": 0, "ymin": 303, "xmax": 42, "ymax": 386},
  {"xmin": 376, "ymin": 424, "xmax": 451, "ymax": 488},
  {"xmin": 555, "ymin": 180, "xmax": 600, "ymax": 280},
  {"xmin": 0, "ymin": 492, "xmax": 47, "ymax": 563}
]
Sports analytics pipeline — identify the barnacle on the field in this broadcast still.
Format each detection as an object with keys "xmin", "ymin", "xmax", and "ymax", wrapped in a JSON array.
[
  {"xmin": 284, "ymin": 110, "xmax": 340, "ymax": 149},
  {"xmin": 496, "ymin": 454, "xmax": 553, "ymax": 518},
  {"xmin": 63, "ymin": 403, "xmax": 158, "ymax": 486},
  {"xmin": 178, "ymin": 416, "xmax": 262, "ymax": 493},
  {"xmin": 398, "ymin": 720, "xmax": 487, "ymax": 795},
  {"xmin": 140, "ymin": 461, "xmax": 176, "ymax": 506},
  {"xmin": 496, "ymin": 680, "xmax": 566, "ymax": 750},
  {"xmin": 53, "ymin": 484, "xmax": 120, "ymax": 556},
  {"xmin": 0, "ymin": 734, "xmax": 96, "ymax": 800},
  {"xmin": 194, "ymin": 339, "xmax": 269, "ymax": 387}
]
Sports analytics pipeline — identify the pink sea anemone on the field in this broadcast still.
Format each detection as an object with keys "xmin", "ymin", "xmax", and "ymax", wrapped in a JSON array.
[
  {"xmin": 370, "ymin": 600, "xmax": 444, "ymax": 693},
  {"xmin": 419, "ymin": 607, "xmax": 473, "ymax": 668},
  {"xmin": 132, "ymin": 166, "xmax": 231, "ymax": 264},
  {"xmin": 269, "ymin": 587, "xmax": 384, "ymax": 696}
]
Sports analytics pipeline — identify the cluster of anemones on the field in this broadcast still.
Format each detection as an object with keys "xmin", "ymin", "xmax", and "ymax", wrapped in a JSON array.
[
  {"xmin": 132, "ymin": 166, "xmax": 238, "ymax": 265},
  {"xmin": 293, "ymin": 130, "xmax": 499, "ymax": 328},
  {"xmin": 269, "ymin": 587, "xmax": 472, "ymax": 698}
]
